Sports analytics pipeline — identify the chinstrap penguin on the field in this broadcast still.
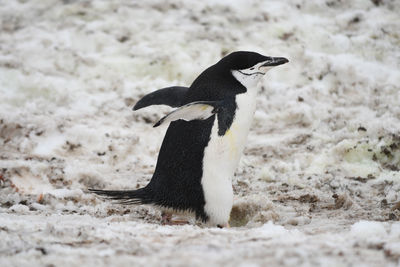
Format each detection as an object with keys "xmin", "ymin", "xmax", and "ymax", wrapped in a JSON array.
[{"xmin": 90, "ymin": 51, "xmax": 289, "ymax": 227}]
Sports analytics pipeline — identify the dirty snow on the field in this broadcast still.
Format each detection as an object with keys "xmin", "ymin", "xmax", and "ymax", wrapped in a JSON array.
[{"xmin": 1, "ymin": 0, "xmax": 400, "ymax": 266}]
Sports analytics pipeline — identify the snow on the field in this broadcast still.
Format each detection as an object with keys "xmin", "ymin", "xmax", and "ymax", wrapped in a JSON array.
[
  {"xmin": 351, "ymin": 220, "xmax": 388, "ymax": 239},
  {"xmin": 1, "ymin": 0, "xmax": 400, "ymax": 266}
]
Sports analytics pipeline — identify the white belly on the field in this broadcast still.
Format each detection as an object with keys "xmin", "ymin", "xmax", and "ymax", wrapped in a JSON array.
[{"xmin": 201, "ymin": 90, "xmax": 257, "ymax": 225}]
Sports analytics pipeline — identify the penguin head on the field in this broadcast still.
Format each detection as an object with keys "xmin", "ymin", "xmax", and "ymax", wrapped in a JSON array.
[
  {"xmin": 217, "ymin": 51, "xmax": 288, "ymax": 88},
  {"xmin": 222, "ymin": 51, "xmax": 289, "ymax": 75},
  {"xmin": 190, "ymin": 51, "xmax": 289, "ymax": 96}
]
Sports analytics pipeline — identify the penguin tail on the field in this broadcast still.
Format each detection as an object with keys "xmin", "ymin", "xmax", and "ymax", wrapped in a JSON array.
[{"xmin": 88, "ymin": 187, "xmax": 153, "ymax": 205}]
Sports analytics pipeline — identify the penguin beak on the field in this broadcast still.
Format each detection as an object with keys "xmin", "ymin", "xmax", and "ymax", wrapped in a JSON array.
[{"xmin": 261, "ymin": 57, "xmax": 289, "ymax": 67}]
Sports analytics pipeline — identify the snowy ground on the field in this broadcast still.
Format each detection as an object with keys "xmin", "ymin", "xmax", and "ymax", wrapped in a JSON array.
[{"xmin": 1, "ymin": 0, "xmax": 400, "ymax": 266}]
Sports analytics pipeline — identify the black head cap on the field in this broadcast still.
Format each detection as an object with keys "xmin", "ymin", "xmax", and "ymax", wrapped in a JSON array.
[{"xmin": 217, "ymin": 51, "xmax": 289, "ymax": 70}]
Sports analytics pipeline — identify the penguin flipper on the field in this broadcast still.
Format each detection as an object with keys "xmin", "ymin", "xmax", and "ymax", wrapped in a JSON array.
[
  {"xmin": 133, "ymin": 86, "xmax": 189, "ymax": 110},
  {"xmin": 153, "ymin": 101, "xmax": 219, "ymax": 127}
]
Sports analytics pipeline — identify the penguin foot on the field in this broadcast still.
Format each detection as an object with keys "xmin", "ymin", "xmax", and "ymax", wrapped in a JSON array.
[
  {"xmin": 166, "ymin": 219, "xmax": 189, "ymax": 226},
  {"xmin": 217, "ymin": 223, "xmax": 230, "ymax": 228},
  {"xmin": 161, "ymin": 212, "xmax": 189, "ymax": 226}
]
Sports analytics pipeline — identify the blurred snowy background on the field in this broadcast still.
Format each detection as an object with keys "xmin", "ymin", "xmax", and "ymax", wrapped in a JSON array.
[{"xmin": 0, "ymin": 0, "xmax": 400, "ymax": 266}]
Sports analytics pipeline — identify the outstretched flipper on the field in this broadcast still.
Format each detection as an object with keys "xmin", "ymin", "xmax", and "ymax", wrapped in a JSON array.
[
  {"xmin": 133, "ymin": 86, "xmax": 189, "ymax": 110},
  {"xmin": 153, "ymin": 101, "xmax": 220, "ymax": 127}
]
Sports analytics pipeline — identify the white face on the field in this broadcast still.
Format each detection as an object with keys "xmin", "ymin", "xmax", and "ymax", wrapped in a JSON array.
[
  {"xmin": 236, "ymin": 61, "xmax": 275, "ymax": 76},
  {"xmin": 231, "ymin": 60, "xmax": 273, "ymax": 89}
]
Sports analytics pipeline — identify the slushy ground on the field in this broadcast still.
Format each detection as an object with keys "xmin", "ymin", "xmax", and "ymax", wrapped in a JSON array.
[{"xmin": 1, "ymin": 0, "xmax": 400, "ymax": 266}]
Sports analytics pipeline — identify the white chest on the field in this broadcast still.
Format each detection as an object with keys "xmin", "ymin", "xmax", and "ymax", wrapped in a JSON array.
[{"xmin": 201, "ymin": 89, "xmax": 257, "ymax": 225}]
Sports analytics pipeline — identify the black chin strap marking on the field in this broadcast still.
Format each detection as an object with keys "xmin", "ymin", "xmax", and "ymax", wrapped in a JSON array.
[{"xmin": 237, "ymin": 70, "xmax": 265, "ymax": 76}]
